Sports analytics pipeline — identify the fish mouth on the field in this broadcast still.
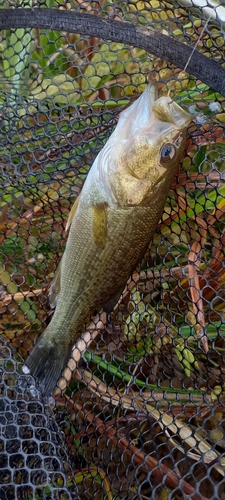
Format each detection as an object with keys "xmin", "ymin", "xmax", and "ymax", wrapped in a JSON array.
[{"xmin": 152, "ymin": 96, "xmax": 193, "ymax": 129}]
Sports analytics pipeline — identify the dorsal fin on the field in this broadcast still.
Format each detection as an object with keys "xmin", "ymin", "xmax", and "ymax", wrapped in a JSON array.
[{"xmin": 103, "ymin": 285, "xmax": 125, "ymax": 313}]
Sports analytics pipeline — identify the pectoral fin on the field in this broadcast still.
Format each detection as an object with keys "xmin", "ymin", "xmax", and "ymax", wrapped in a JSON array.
[
  {"xmin": 92, "ymin": 203, "xmax": 107, "ymax": 249},
  {"xmin": 66, "ymin": 195, "xmax": 80, "ymax": 231}
]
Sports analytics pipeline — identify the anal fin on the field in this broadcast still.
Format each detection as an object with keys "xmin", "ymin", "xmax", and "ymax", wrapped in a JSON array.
[{"xmin": 48, "ymin": 255, "xmax": 64, "ymax": 308}]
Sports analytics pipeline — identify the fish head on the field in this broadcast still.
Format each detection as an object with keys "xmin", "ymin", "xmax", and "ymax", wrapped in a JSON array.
[
  {"xmin": 109, "ymin": 89, "xmax": 192, "ymax": 206},
  {"xmin": 119, "ymin": 97, "xmax": 192, "ymax": 183}
]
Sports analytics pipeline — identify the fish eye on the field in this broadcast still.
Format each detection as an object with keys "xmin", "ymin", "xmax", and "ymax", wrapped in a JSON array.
[{"xmin": 160, "ymin": 143, "xmax": 176, "ymax": 163}]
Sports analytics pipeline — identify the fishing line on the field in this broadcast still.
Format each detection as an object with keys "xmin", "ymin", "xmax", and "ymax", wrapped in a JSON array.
[{"xmin": 168, "ymin": 13, "xmax": 212, "ymax": 97}]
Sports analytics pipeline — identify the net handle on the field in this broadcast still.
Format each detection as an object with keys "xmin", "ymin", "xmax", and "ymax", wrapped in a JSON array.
[{"xmin": 0, "ymin": 8, "xmax": 225, "ymax": 96}]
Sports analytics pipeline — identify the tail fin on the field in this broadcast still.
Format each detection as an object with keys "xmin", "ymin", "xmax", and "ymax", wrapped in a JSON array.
[{"xmin": 26, "ymin": 336, "xmax": 71, "ymax": 396}]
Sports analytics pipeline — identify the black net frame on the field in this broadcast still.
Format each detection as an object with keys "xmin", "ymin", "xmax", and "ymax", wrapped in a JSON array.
[{"xmin": 1, "ymin": 1, "xmax": 225, "ymax": 499}]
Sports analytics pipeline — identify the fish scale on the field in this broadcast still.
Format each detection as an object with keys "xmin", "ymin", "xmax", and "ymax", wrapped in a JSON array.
[
  {"xmin": 26, "ymin": 84, "xmax": 192, "ymax": 395},
  {"xmin": 40, "ymin": 206, "xmax": 161, "ymax": 338}
]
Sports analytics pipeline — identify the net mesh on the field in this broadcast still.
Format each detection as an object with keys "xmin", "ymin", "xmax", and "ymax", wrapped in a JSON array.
[
  {"xmin": 1, "ymin": 1, "xmax": 225, "ymax": 499},
  {"xmin": 0, "ymin": 338, "xmax": 77, "ymax": 499}
]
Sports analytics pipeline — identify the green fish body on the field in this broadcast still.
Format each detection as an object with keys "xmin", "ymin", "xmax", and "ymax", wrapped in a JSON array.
[{"xmin": 26, "ymin": 84, "xmax": 192, "ymax": 394}]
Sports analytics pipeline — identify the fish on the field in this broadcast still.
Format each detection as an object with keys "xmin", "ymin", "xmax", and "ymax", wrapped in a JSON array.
[{"xmin": 26, "ymin": 83, "xmax": 192, "ymax": 395}]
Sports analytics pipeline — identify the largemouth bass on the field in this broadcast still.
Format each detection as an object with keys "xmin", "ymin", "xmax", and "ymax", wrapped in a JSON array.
[{"xmin": 26, "ymin": 83, "xmax": 192, "ymax": 395}]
